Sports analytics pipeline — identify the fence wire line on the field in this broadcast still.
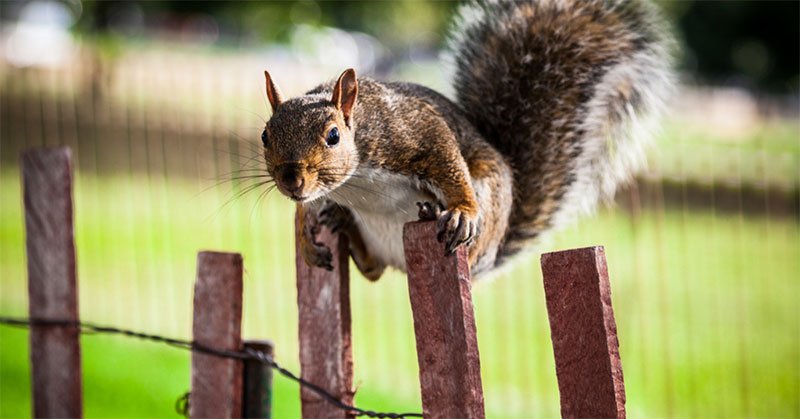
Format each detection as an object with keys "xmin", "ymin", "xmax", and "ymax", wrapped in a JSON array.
[{"xmin": 0, "ymin": 316, "xmax": 423, "ymax": 419}]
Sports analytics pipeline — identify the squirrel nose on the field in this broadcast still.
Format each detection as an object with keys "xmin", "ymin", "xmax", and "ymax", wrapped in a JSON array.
[
  {"xmin": 283, "ymin": 175, "xmax": 304, "ymax": 192},
  {"xmin": 279, "ymin": 165, "xmax": 305, "ymax": 193}
]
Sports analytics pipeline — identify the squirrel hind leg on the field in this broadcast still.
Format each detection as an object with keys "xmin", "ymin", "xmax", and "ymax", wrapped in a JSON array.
[
  {"xmin": 463, "ymin": 144, "xmax": 514, "ymax": 278},
  {"xmin": 349, "ymin": 230, "xmax": 387, "ymax": 281},
  {"xmin": 314, "ymin": 200, "xmax": 387, "ymax": 281}
]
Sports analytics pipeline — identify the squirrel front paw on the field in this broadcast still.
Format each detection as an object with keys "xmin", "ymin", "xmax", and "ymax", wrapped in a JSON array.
[
  {"xmin": 300, "ymin": 213, "xmax": 334, "ymax": 271},
  {"xmin": 416, "ymin": 201, "xmax": 444, "ymax": 221},
  {"xmin": 417, "ymin": 201, "xmax": 477, "ymax": 254}
]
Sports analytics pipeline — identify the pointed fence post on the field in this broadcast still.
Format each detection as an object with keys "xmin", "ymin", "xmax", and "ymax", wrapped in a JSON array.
[
  {"xmin": 191, "ymin": 251, "xmax": 244, "ymax": 418},
  {"xmin": 22, "ymin": 147, "xmax": 83, "ymax": 418},
  {"xmin": 540, "ymin": 246, "xmax": 626, "ymax": 418},
  {"xmin": 295, "ymin": 211, "xmax": 354, "ymax": 419},
  {"xmin": 403, "ymin": 221, "xmax": 485, "ymax": 419}
]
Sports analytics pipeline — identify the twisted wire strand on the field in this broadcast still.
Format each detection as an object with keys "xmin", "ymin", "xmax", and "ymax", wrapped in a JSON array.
[{"xmin": 0, "ymin": 316, "xmax": 422, "ymax": 419}]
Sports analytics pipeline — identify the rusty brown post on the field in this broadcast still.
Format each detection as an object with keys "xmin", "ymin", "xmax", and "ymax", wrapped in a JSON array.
[
  {"xmin": 540, "ymin": 246, "xmax": 626, "ymax": 418},
  {"xmin": 242, "ymin": 340, "xmax": 274, "ymax": 419},
  {"xmin": 295, "ymin": 211, "xmax": 354, "ymax": 419},
  {"xmin": 22, "ymin": 147, "xmax": 83, "ymax": 418},
  {"xmin": 402, "ymin": 221, "xmax": 485, "ymax": 419},
  {"xmin": 191, "ymin": 251, "xmax": 244, "ymax": 419}
]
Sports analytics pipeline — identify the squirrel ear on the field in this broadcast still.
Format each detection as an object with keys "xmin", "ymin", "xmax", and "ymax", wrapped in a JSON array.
[
  {"xmin": 264, "ymin": 70, "xmax": 283, "ymax": 113},
  {"xmin": 331, "ymin": 68, "xmax": 358, "ymax": 125}
]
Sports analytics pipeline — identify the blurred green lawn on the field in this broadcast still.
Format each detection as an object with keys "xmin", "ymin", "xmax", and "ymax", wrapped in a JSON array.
[
  {"xmin": 658, "ymin": 121, "xmax": 800, "ymax": 191},
  {"xmin": 0, "ymin": 165, "xmax": 798, "ymax": 418}
]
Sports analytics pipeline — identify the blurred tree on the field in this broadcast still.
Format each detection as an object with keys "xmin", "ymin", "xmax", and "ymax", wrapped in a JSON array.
[
  {"xmin": 65, "ymin": 0, "xmax": 799, "ymax": 93},
  {"xmin": 661, "ymin": 0, "xmax": 799, "ymax": 92}
]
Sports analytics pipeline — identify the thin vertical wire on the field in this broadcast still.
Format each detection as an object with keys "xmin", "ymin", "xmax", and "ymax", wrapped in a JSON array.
[
  {"xmin": 677, "ymin": 128, "xmax": 696, "ymax": 417},
  {"xmin": 158, "ymin": 54, "xmax": 179, "ymax": 335},
  {"xmin": 141, "ymin": 53, "xmax": 159, "ymax": 330},
  {"xmin": 626, "ymin": 180, "xmax": 648, "ymax": 413},
  {"xmin": 734, "ymin": 134, "xmax": 751, "ymax": 416},
  {"xmin": 651, "ymin": 155, "xmax": 673, "ymax": 416}
]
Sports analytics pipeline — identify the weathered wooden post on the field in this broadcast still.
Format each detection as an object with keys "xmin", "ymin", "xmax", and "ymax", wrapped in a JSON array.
[
  {"xmin": 191, "ymin": 251, "xmax": 245, "ymax": 418},
  {"xmin": 403, "ymin": 221, "xmax": 485, "ymax": 419},
  {"xmin": 295, "ymin": 211, "xmax": 354, "ymax": 418},
  {"xmin": 22, "ymin": 147, "xmax": 83, "ymax": 418},
  {"xmin": 540, "ymin": 246, "xmax": 626, "ymax": 418},
  {"xmin": 242, "ymin": 340, "xmax": 274, "ymax": 419}
]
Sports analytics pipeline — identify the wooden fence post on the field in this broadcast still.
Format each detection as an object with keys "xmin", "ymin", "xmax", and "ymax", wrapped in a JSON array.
[
  {"xmin": 540, "ymin": 246, "xmax": 626, "ymax": 418},
  {"xmin": 191, "ymin": 251, "xmax": 244, "ymax": 418},
  {"xmin": 242, "ymin": 340, "xmax": 274, "ymax": 419},
  {"xmin": 295, "ymin": 211, "xmax": 354, "ymax": 419},
  {"xmin": 403, "ymin": 221, "xmax": 485, "ymax": 419},
  {"xmin": 22, "ymin": 147, "xmax": 83, "ymax": 418}
]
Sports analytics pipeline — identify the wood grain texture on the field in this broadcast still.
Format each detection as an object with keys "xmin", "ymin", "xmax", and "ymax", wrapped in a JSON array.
[
  {"xmin": 402, "ymin": 221, "xmax": 485, "ymax": 419},
  {"xmin": 540, "ymin": 246, "xmax": 626, "ymax": 419},
  {"xmin": 191, "ymin": 251, "xmax": 244, "ymax": 419},
  {"xmin": 295, "ymin": 212, "xmax": 354, "ymax": 419},
  {"xmin": 22, "ymin": 147, "xmax": 83, "ymax": 418}
]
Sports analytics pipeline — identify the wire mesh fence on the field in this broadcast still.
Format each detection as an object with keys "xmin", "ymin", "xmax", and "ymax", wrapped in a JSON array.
[{"xmin": 0, "ymin": 44, "xmax": 798, "ymax": 417}]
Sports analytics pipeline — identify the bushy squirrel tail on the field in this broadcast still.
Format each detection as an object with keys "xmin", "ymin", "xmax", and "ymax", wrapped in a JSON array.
[{"xmin": 449, "ymin": 0, "xmax": 674, "ymax": 262}]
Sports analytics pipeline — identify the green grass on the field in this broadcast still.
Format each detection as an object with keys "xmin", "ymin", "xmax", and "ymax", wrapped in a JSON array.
[
  {"xmin": 656, "ymin": 120, "xmax": 800, "ymax": 191},
  {"xmin": 1, "ymin": 168, "xmax": 798, "ymax": 417}
]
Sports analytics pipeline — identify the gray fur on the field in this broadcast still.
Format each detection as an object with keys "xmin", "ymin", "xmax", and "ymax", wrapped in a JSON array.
[{"xmin": 449, "ymin": 0, "xmax": 675, "ymax": 262}]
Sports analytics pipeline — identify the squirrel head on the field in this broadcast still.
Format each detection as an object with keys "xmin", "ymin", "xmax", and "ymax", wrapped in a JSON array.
[{"xmin": 262, "ymin": 69, "xmax": 359, "ymax": 203}]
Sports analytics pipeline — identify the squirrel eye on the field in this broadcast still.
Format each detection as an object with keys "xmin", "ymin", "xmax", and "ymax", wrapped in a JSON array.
[
  {"xmin": 261, "ymin": 130, "xmax": 268, "ymax": 146},
  {"xmin": 326, "ymin": 127, "xmax": 340, "ymax": 147}
]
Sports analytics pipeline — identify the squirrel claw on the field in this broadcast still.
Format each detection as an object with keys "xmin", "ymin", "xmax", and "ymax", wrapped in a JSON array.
[
  {"xmin": 417, "ymin": 201, "xmax": 444, "ymax": 221},
  {"xmin": 317, "ymin": 245, "xmax": 335, "ymax": 271},
  {"xmin": 304, "ymin": 240, "xmax": 334, "ymax": 271},
  {"xmin": 435, "ymin": 208, "xmax": 477, "ymax": 255}
]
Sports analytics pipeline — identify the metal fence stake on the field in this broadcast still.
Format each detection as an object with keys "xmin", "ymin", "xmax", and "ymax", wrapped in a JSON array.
[{"xmin": 243, "ymin": 340, "xmax": 274, "ymax": 419}]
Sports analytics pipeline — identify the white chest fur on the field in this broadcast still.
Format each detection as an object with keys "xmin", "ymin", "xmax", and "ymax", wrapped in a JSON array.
[{"xmin": 327, "ymin": 167, "xmax": 441, "ymax": 271}]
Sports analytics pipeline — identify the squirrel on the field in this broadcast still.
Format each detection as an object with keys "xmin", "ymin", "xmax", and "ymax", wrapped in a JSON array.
[{"xmin": 260, "ymin": 0, "xmax": 673, "ymax": 280}]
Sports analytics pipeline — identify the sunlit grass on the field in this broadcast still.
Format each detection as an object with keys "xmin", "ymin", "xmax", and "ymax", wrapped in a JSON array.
[
  {"xmin": 1, "ymin": 168, "xmax": 798, "ymax": 417},
  {"xmin": 657, "ymin": 120, "xmax": 800, "ymax": 190}
]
